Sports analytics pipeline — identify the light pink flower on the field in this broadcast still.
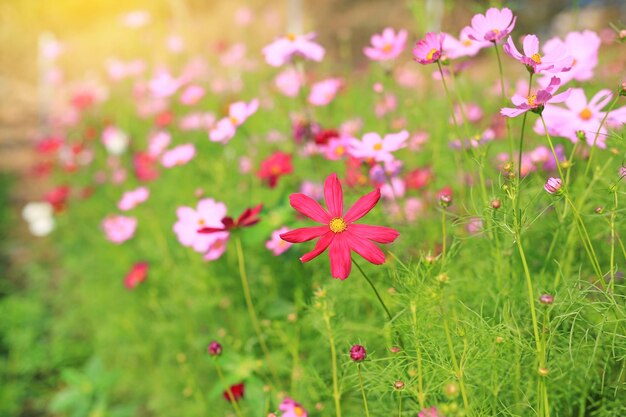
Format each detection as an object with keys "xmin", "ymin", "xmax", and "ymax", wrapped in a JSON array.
[
  {"xmin": 323, "ymin": 135, "xmax": 353, "ymax": 161},
  {"xmin": 173, "ymin": 199, "xmax": 229, "ymax": 260},
  {"xmin": 120, "ymin": 10, "xmax": 151, "ymax": 28},
  {"xmin": 149, "ymin": 70, "xmax": 182, "ymax": 98},
  {"xmin": 209, "ymin": 118, "xmax": 237, "ymax": 143},
  {"xmin": 161, "ymin": 144, "xmax": 196, "ymax": 168},
  {"xmin": 375, "ymin": 93, "xmax": 397, "ymax": 118},
  {"xmin": 262, "ymin": 33, "xmax": 325, "ymax": 67},
  {"xmin": 166, "ymin": 34, "xmax": 185, "ymax": 53},
  {"xmin": 220, "ymin": 43, "xmax": 248, "ymax": 67},
  {"xmin": 209, "ymin": 99, "xmax": 258, "ymax": 143},
  {"xmin": 381, "ymin": 177, "xmax": 406, "ymax": 200},
  {"xmin": 466, "ymin": 7, "xmax": 516, "ymax": 43},
  {"xmin": 275, "ymin": 68, "xmax": 304, "ymax": 97},
  {"xmin": 278, "ymin": 398, "xmax": 308, "ymax": 417},
  {"xmin": 179, "ymin": 112, "xmax": 215, "ymax": 131},
  {"xmin": 535, "ymin": 88, "xmax": 626, "ymax": 148},
  {"xmin": 118, "ymin": 187, "xmax": 150, "ymax": 211},
  {"xmin": 501, "ymin": 77, "xmax": 570, "ymax": 118},
  {"xmin": 266, "ymin": 226, "xmax": 293, "ymax": 255},
  {"xmin": 544, "ymin": 177, "xmax": 562, "ymax": 194},
  {"xmin": 442, "ymin": 27, "xmax": 491, "ymax": 59},
  {"xmin": 413, "ymin": 32, "xmax": 445, "ymax": 64},
  {"xmin": 106, "ymin": 58, "xmax": 146, "ymax": 81},
  {"xmin": 102, "ymin": 215, "xmax": 137, "ymax": 244},
  {"xmin": 538, "ymin": 30, "xmax": 601, "ymax": 87},
  {"xmin": 349, "ymin": 130, "xmax": 409, "ymax": 162},
  {"xmin": 503, "ymin": 35, "xmax": 573, "ymax": 74},
  {"xmin": 363, "ymin": 28, "xmax": 407, "ymax": 61},
  {"xmin": 308, "ymin": 78, "xmax": 343, "ymax": 106},
  {"xmin": 180, "ymin": 85, "xmax": 205, "ymax": 106},
  {"xmin": 148, "ymin": 131, "xmax": 171, "ymax": 157}
]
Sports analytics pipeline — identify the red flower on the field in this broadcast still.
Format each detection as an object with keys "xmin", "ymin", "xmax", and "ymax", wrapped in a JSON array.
[
  {"xmin": 124, "ymin": 262, "xmax": 149, "ymax": 289},
  {"xmin": 44, "ymin": 185, "xmax": 71, "ymax": 212},
  {"xmin": 133, "ymin": 152, "xmax": 159, "ymax": 182},
  {"xmin": 257, "ymin": 152, "xmax": 293, "ymax": 188},
  {"xmin": 223, "ymin": 382, "xmax": 245, "ymax": 402},
  {"xmin": 36, "ymin": 136, "xmax": 64, "ymax": 154},
  {"xmin": 314, "ymin": 128, "xmax": 339, "ymax": 145},
  {"xmin": 198, "ymin": 204, "xmax": 263, "ymax": 234},
  {"xmin": 155, "ymin": 110, "xmax": 174, "ymax": 128},
  {"xmin": 280, "ymin": 173, "xmax": 399, "ymax": 279},
  {"xmin": 404, "ymin": 167, "xmax": 433, "ymax": 190}
]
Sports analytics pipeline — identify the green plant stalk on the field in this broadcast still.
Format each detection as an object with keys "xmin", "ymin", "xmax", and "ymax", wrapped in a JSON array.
[
  {"xmin": 584, "ymin": 94, "xmax": 620, "ymax": 176},
  {"xmin": 323, "ymin": 310, "xmax": 342, "ymax": 417},
  {"xmin": 493, "ymin": 42, "xmax": 516, "ymax": 162},
  {"xmin": 398, "ymin": 390, "xmax": 403, "ymax": 416},
  {"xmin": 514, "ymin": 73, "xmax": 534, "ymax": 233},
  {"xmin": 609, "ymin": 189, "xmax": 618, "ymax": 292},
  {"xmin": 215, "ymin": 362, "xmax": 245, "ymax": 417},
  {"xmin": 441, "ymin": 305, "xmax": 470, "ymax": 416},
  {"xmin": 440, "ymin": 208, "xmax": 447, "ymax": 269},
  {"xmin": 352, "ymin": 258, "xmax": 393, "ymax": 321},
  {"xmin": 410, "ymin": 302, "xmax": 426, "ymax": 410},
  {"xmin": 357, "ymin": 364, "xmax": 371, "ymax": 417},
  {"xmin": 234, "ymin": 236, "xmax": 279, "ymax": 384}
]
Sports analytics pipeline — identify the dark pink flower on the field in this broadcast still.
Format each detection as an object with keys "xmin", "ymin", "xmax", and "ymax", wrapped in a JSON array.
[
  {"xmin": 466, "ymin": 7, "xmax": 516, "ymax": 43},
  {"xmin": 413, "ymin": 32, "xmax": 445, "ymax": 65}
]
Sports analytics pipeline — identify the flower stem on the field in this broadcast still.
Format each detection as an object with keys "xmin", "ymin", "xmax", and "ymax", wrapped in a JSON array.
[
  {"xmin": 494, "ymin": 42, "xmax": 515, "ymax": 162},
  {"xmin": 357, "ymin": 364, "xmax": 371, "ymax": 417},
  {"xmin": 322, "ymin": 308, "xmax": 342, "ymax": 417},
  {"xmin": 410, "ymin": 301, "xmax": 426, "ymax": 409},
  {"xmin": 215, "ymin": 362, "xmax": 245, "ymax": 417},
  {"xmin": 352, "ymin": 257, "xmax": 392, "ymax": 321},
  {"xmin": 440, "ymin": 208, "xmax": 447, "ymax": 269},
  {"xmin": 584, "ymin": 94, "xmax": 620, "ymax": 177},
  {"xmin": 441, "ymin": 304, "xmax": 471, "ymax": 416},
  {"xmin": 234, "ymin": 236, "xmax": 279, "ymax": 384}
]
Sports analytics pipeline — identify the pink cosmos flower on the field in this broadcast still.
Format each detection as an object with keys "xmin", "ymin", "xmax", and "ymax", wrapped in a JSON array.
[
  {"xmin": 442, "ymin": 27, "xmax": 491, "ymax": 59},
  {"xmin": 149, "ymin": 70, "xmax": 182, "ymax": 98},
  {"xmin": 323, "ymin": 134, "xmax": 353, "ymax": 161},
  {"xmin": 544, "ymin": 177, "xmax": 562, "ymax": 194},
  {"xmin": 503, "ymin": 35, "xmax": 573, "ymax": 74},
  {"xmin": 501, "ymin": 77, "xmax": 570, "ymax": 118},
  {"xmin": 363, "ymin": 28, "xmax": 407, "ymax": 61},
  {"xmin": 102, "ymin": 215, "xmax": 137, "ymax": 244},
  {"xmin": 266, "ymin": 226, "xmax": 293, "ymax": 256},
  {"xmin": 349, "ymin": 130, "xmax": 409, "ymax": 163},
  {"xmin": 148, "ymin": 131, "xmax": 171, "ymax": 157},
  {"xmin": 179, "ymin": 112, "xmax": 215, "ymax": 131},
  {"xmin": 413, "ymin": 32, "xmax": 445, "ymax": 65},
  {"xmin": 375, "ymin": 93, "xmax": 397, "ymax": 118},
  {"xmin": 173, "ymin": 199, "xmax": 229, "ymax": 261},
  {"xmin": 262, "ymin": 33, "xmax": 325, "ymax": 67},
  {"xmin": 209, "ymin": 99, "xmax": 259, "ymax": 143},
  {"xmin": 280, "ymin": 173, "xmax": 399, "ymax": 280},
  {"xmin": 106, "ymin": 58, "xmax": 146, "ymax": 81},
  {"xmin": 466, "ymin": 7, "xmax": 517, "ymax": 43},
  {"xmin": 275, "ymin": 68, "xmax": 304, "ymax": 97},
  {"xmin": 118, "ymin": 187, "xmax": 150, "ymax": 211},
  {"xmin": 279, "ymin": 398, "xmax": 308, "ymax": 417},
  {"xmin": 308, "ymin": 78, "xmax": 343, "ymax": 107},
  {"xmin": 161, "ymin": 144, "xmax": 196, "ymax": 168},
  {"xmin": 209, "ymin": 118, "xmax": 237, "ymax": 143},
  {"xmin": 180, "ymin": 85, "xmax": 205, "ymax": 106},
  {"xmin": 418, "ymin": 407, "xmax": 444, "ymax": 417},
  {"xmin": 537, "ymin": 30, "xmax": 601, "ymax": 86},
  {"xmin": 535, "ymin": 88, "xmax": 626, "ymax": 148}
]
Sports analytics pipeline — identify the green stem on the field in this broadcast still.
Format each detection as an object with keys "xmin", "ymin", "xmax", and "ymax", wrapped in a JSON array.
[
  {"xmin": 494, "ymin": 42, "xmax": 515, "ymax": 162},
  {"xmin": 323, "ymin": 310, "xmax": 342, "ymax": 417},
  {"xmin": 410, "ymin": 301, "xmax": 426, "ymax": 410},
  {"xmin": 358, "ymin": 365, "xmax": 371, "ymax": 417},
  {"xmin": 352, "ymin": 257, "xmax": 392, "ymax": 321},
  {"xmin": 584, "ymin": 94, "xmax": 620, "ymax": 176},
  {"xmin": 440, "ymin": 208, "xmax": 447, "ymax": 269},
  {"xmin": 441, "ymin": 304, "xmax": 471, "ymax": 416},
  {"xmin": 235, "ymin": 236, "xmax": 279, "ymax": 384},
  {"xmin": 215, "ymin": 362, "xmax": 245, "ymax": 417}
]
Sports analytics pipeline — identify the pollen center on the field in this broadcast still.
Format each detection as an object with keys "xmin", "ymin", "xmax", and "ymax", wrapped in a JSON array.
[
  {"xmin": 492, "ymin": 28, "xmax": 500, "ymax": 35},
  {"xmin": 229, "ymin": 116, "xmax": 239, "ymax": 125},
  {"xmin": 373, "ymin": 143, "xmax": 383, "ymax": 151},
  {"xmin": 329, "ymin": 217, "xmax": 347, "ymax": 233},
  {"xmin": 426, "ymin": 48, "xmax": 438, "ymax": 61},
  {"xmin": 462, "ymin": 39, "xmax": 472, "ymax": 46},
  {"xmin": 287, "ymin": 33, "xmax": 297, "ymax": 41},
  {"xmin": 527, "ymin": 94, "xmax": 537, "ymax": 107},
  {"xmin": 335, "ymin": 145, "xmax": 345, "ymax": 156},
  {"xmin": 295, "ymin": 407, "xmax": 304, "ymax": 416},
  {"xmin": 382, "ymin": 43, "xmax": 393, "ymax": 53},
  {"xmin": 531, "ymin": 53, "xmax": 542, "ymax": 64},
  {"xmin": 579, "ymin": 108, "xmax": 592, "ymax": 120}
]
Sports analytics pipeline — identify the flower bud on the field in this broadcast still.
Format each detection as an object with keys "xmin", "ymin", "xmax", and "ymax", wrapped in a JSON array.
[
  {"xmin": 544, "ymin": 177, "xmax": 562, "ymax": 195},
  {"xmin": 538, "ymin": 367, "xmax": 549, "ymax": 377},
  {"xmin": 393, "ymin": 380, "xmax": 405, "ymax": 390},
  {"xmin": 491, "ymin": 199, "xmax": 501, "ymax": 209},
  {"xmin": 207, "ymin": 340, "xmax": 222, "ymax": 356},
  {"xmin": 595, "ymin": 206, "xmax": 604, "ymax": 214},
  {"xmin": 350, "ymin": 344, "xmax": 366, "ymax": 362},
  {"xmin": 539, "ymin": 294, "xmax": 554, "ymax": 305},
  {"xmin": 619, "ymin": 81, "xmax": 626, "ymax": 97}
]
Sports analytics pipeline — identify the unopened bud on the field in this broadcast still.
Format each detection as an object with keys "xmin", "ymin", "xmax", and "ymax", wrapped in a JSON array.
[
  {"xmin": 540, "ymin": 294, "xmax": 554, "ymax": 305},
  {"xmin": 491, "ymin": 199, "xmax": 501, "ymax": 209},
  {"xmin": 393, "ymin": 380, "xmax": 405, "ymax": 391}
]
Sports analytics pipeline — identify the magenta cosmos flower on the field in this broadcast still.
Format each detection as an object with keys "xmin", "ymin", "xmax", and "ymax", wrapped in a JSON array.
[
  {"xmin": 503, "ymin": 34, "xmax": 573, "ymax": 74},
  {"xmin": 262, "ymin": 32, "xmax": 325, "ymax": 67},
  {"xmin": 173, "ymin": 198, "xmax": 229, "ymax": 261},
  {"xmin": 501, "ymin": 77, "xmax": 570, "ymax": 118},
  {"xmin": 161, "ymin": 144, "xmax": 196, "ymax": 168},
  {"xmin": 466, "ymin": 7, "xmax": 517, "ymax": 43},
  {"xmin": 102, "ymin": 215, "xmax": 137, "ymax": 244},
  {"xmin": 278, "ymin": 398, "xmax": 308, "ymax": 417},
  {"xmin": 280, "ymin": 173, "xmax": 399, "ymax": 280},
  {"xmin": 363, "ymin": 28, "xmax": 407, "ymax": 61},
  {"xmin": 413, "ymin": 32, "xmax": 445, "ymax": 65}
]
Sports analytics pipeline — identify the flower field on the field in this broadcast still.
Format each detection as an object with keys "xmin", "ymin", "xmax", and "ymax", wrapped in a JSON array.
[{"xmin": 2, "ymin": 1, "xmax": 626, "ymax": 416}]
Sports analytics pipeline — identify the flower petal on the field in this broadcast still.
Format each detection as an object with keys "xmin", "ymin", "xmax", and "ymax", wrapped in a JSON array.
[
  {"xmin": 324, "ymin": 173, "xmax": 343, "ymax": 218},
  {"xmin": 328, "ymin": 233, "xmax": 351, "ymax": 279},
  {"xmin": 280, "ymin": 225, "xmax": 329, "ymax": 243},
  {"xmin": 289, "ymin": 193, "xmax": 331, "ymax": 223},
  {"xmin": 344, "ymin": 188, "xmax": 381, "ymax": 223},
  {"xmin": 345, "ymin": 231, "xmax": 386, "ymax": 264},
  {"xmin": 348, "ymin": 224, "xmax": 400, "ymax": 243},
  {"xmin": 300, "ymin": 231, "xmax": 334, "ymax": 262}
]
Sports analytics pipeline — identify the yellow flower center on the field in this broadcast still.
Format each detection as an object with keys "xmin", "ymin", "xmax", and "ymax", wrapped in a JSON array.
[
  {"xmin": 531, "ymin": 53, "xmax": 542, "ymax": 64},
  {"xmin": 229, "ymin": 116, "xmax": 239, "ymax": 125},
  {"xmin": 294, "ymin": 407, "xmax": 304, "ymax": 416},
  {"xmin": 462, "ymin": 39, "xmax": 473, "ymax": 47},
  {"xmin": 579, "ymin": 108, "xmax": 592, "ymax": 120},
  {"xmin": 382, "ymin": 43, "xmax": 393, "ymax": 53},
  {"xmin": 492, "ymin": 28, "xmax": 500, "ymax": 34},
  {"xmin": 335, "ymin": 145, "xmax": 345, "ymax": 156},
  {"xmin": 287, "ymin": 33, "xmax": 297, "ymax": 41},
  {"xmin": 527, "ymin": 94, "xmax": 537, "ymax": 107},
  {"xmin": 198, "ymin": 219, "xmax": 205, "ymax": 227},
  {"xmin": 329, "ymin": 217, "xmax": 347, "ymax": 233},
  {"xmin": 373, "ymin": 143, "xmax": 383, "ymax": 151},
  {"xmin": 426, "ymin": 48, "xmax": 438, "ymax": 61},
  {"xmin": 270, "ymin": 165, "xmax": 281, "ymax": 175}
]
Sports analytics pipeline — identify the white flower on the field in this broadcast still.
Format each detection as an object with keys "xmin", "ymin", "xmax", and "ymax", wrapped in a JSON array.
[{"xmin": 22, "ymin": 202, "xmax": 55, "ymax": 236}]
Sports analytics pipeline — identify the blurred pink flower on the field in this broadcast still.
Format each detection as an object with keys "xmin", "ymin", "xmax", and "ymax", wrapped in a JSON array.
[
  {"xmin": 239, "ymin": 156, "xmax": 253, "ymax": 173},
  {"xmin": 166, "ymin": 34, "xmax": 185, "ymax": 53},
  {"xmin": 375, "ymin": 93, "xmax": 397, "ymax": 118},
  {"xmin": 148, "ymin": 131, "xmax": 171, "ymax": 157},
  {"xmin": 466, "ymin": 7, "xmax": 516, "ymax": 43},
  {"xmin": 149, "ymin": 70, "xmax": 182, "ymax": 98},
  {"xmin": 504, "ymin": 35, "xmax": 573, "ymax": 74},
  {"xmin": 418, "ymin": 406, "xmax": 444, "ymax": 417},
  {"xmin": 404, "ymin": 197, "xmax": 425, "ymax": 221},
  {"xmin": 180, "ymin": 85, "xmax": 205, "ymax": 106},
  {"xmin": 275, "ymin": 68, "xmax": 304, "ymax": 97},
  {"xmin": 413, "ymin": 32, "xmax": 445, "ymax": 64},
  {"xmin": 262, "ymin": 33, "xmax": 325, "ymax": 67},
  {"xmin": 442, "ymin": 27, "xmax": 491, "ymax": 59},
  {"xmin": 323, "ymin": 135, "xmax": 353, "ymax": 161},
  {"xmin": 381, "ymin": 177, "xmax": 406, "ymax": 200},
  {"xmin": 173, "ymin": 199, "xmax": 229, "ymax": 260},
  {"xmin": 278, "ymin": 398, "xmax": 308, "ymax": 417},
  {"xmin": 308, "ymin": 78, "xmax": 343, "ymax": 106},
  {"xmin": 537, "ymin": 30, "xmax": 601, "ymax": 86},
  {"xmin": 161, "ymin": 144, "xmax": 196, "ymax": 168},
  {"xmin": 179, "ymin": 112, "xmax": 215, "ymax": 131},
  {"xmin": 234, "ymin": 7, "xmax": 253, "ymax": 26},
  {"xmin": 209, "ymin": 118, "xmax": 237, "ymax": 143},
  {"xmin": 363, "ymin": 28, "xmax": 407, "ymax": 61},
  {"xmin": 266, "ymin": 226, "xmax": 293, "ymax": 256},
  {"xmin": 209, "ymin": 99, "xmax": 258, "ymax": 143},
  {"xmin": 349, "ymin": 130, "xmax": 409, "ymax": 162},
  {"xmin": 501, "ymin": 77, "xmax": 570, "ymax": 118},
  {"xmin": 118, "ymin": 187, "xmax": 150, "ymax": 211},
  {"xmin": 120, "ymin": 10, "xmax": 151, "ymax": 28},
  {"xmin": 102, "ymin": 215, "xmax": 137, "ymax": 244}
]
